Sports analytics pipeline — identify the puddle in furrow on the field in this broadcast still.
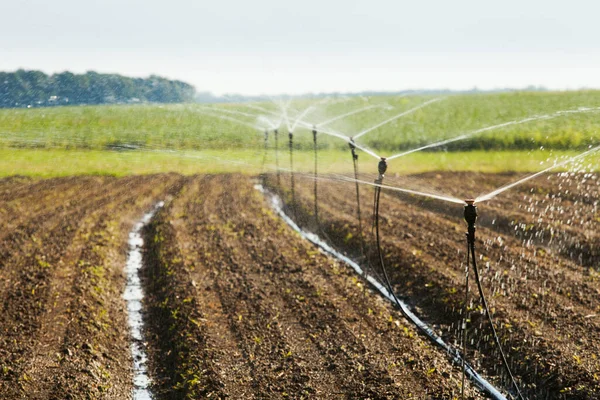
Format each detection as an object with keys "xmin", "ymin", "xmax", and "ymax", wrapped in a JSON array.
[{"xmin": 123, "ymin": 202, "xmax": 164, "ymax": 400}]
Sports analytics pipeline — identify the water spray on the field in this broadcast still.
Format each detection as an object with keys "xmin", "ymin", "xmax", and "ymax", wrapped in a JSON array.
[
  {"xmin": 461, "ymin": 200, "xmax": 524, "ymax": 400},
  {"xmin": 353, "ymin": 98, "xmax": 443, "ymax": 141},
  {"xmin": 386, "ymin": 106, "xmax": 600, "ymax": 162}
]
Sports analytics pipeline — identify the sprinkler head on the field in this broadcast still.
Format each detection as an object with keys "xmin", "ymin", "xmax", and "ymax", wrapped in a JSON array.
[
  {"xmin": 464, "ymin": 199, "xmax": 478, "ymax": 242},
  {"xmin": 348, "ymin": 141, "xmax": 358, "ymax": 160},
  {"xmin": 464, "ymin": 200, "xmax": 477, "ymax": 224},
  {"xmin": 378, "ymin": 158, "xmax": 388, "ymax": 176},
  {"xmin": 289, "ymin": 132, "xmax": 293, "ymax": 140}
]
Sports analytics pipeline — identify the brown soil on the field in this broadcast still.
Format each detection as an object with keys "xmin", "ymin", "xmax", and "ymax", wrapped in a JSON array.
[
  {"xmin": 0, "ymin": 174, "xmax": 183, "ymax": 399},
  {"xmin": 2, "ymin": 171, "xmax": 596, "ymax": 399},
  {"xmin": 283, "ymin": 170, "xmax": 600, "ymax": 399},
  {"xmin": 142, "ymin": 174, "xmax": 483, "ymax": 399}
]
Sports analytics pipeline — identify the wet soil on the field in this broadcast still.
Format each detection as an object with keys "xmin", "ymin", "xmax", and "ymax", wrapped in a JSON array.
[
  {"xmin": 142, "ymin": 174, "xmax": 482, "ymax": 399},
  {"xmin": 283, "ymin": 170, "xmax": 600, "ymax": 399},
  {"xmin": 0, "ymin": 174, "xmax": 183, "ymax": 399},
  {"xmin": 2, "ymin": 171, "xmax": 596, "ymax": 399}
]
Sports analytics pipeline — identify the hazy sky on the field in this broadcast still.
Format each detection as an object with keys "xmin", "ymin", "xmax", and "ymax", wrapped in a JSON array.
[{"xmin": 3, "ymin": 0, "xmax": 600, "ymax": 95}]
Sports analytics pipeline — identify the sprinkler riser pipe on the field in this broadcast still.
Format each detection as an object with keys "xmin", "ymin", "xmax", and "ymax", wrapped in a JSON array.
[{"xmin": 274, "ymin": 129, "xmax": 280, "ymax": 186}]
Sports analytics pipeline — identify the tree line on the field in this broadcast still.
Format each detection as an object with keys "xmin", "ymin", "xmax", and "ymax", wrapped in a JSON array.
[{"xmin": 0, "ymin": 70, "xmax": 196, "ymax": 108}]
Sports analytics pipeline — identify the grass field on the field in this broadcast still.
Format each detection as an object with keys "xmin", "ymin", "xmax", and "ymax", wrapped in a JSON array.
[
  {"xmin": 0, "ymin": 148, "xmax": 597, "ymax": 177},
  {"xmin": 1, "ymin": 90, "xmax": 600, "ymax": 176}
]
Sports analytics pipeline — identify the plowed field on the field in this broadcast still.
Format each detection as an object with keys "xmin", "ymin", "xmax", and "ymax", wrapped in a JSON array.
[
  {"xmin": 142, "ymin": 175, "xmax": 481, "ymax": 398},
  {"xmin": 285, "ymin": 171, "xmax": 600, "ymax": 399},
  {"xmin": 0, "ymin": 174, "xmax": 183, "ymax": 398},
  {"xmin": 1, "ymin": 172, "xmax": 597, "ymax": 399}
]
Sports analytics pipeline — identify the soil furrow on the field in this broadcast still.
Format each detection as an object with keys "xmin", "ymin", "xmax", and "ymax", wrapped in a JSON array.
[{"xmin": 287, "ymin": 172, "xmax": 600, "ymax": 399}]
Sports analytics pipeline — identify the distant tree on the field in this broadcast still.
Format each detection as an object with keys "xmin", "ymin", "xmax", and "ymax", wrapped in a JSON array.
[{"xmin": 0, "ymin": 70, "xmax": 196, "ymax": 108}]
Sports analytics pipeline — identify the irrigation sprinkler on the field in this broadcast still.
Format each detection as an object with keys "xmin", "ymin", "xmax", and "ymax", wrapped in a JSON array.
[
  {"xmin": 371, "ymin": 156, "xmax": 407, "ymax": 308},
  {"xmin": 460, "ymin": 199, "xmax": 476, "ymax": 399},
  {"xmin": 288, "ymin": 131, "xmax": 297, "ymax": 221},
  {"xmin": 461, "ymin": 200, "xmax": 524, "ymax": 400},
  {"xmin": 312, "ymin": 126, "xmax": 320, "ymax": 228},
  {"xmin": 349, "ymin": 138, "xmax": 369, "ymax": 279},
  {"xmin": 274, "ymin": 129, "xmax": 280, "ymax": 187},
  {"xmin": 260, "ymin": 129, "xmax": 269, "ymax": 181},
  {"xmin": 376, "ymin": 157, "xmax": 387, "ymax": 183}
]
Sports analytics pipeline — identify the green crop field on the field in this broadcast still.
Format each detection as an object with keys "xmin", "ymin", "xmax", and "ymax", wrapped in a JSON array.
[
  {"xmin": 0, "ymin": 90, "xmax": 599, "ymax": 176},
  {"xmin": 0, "ymin": 148, "xmax": 590, "ymax": 177}
]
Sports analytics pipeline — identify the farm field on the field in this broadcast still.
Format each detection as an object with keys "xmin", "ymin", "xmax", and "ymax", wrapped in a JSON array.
[
  {"xmin": 2, "ymin": 90, "xmax": 600, "ymax": 179},
  {"xmin": 0, "ymin": 173, "xmax": 487, "ymax": 399},
  {"xmin": 142, "ymin": 174, "xmax": 483, "ymax": 398},
  {"xmin": 2, "ymin": 91, "xmax": 600, "ymax": 153},
  {"xmin": 1, "ymin": 91, "xmax": 600, "ymax": 400},
  {"xmin": 0, "ymin": 174, "xmax": 182, "ymax": 398},
  {"xmin": 0, "ymin": 171, "xmax": 597, "ymax": 399},
  {"xmin": 0, "ymin": 148, "xmax": 593, "ymax": 178},
  {"xmin": 286, "ymin": 170, "xmax": 600, "ymax": 398}
]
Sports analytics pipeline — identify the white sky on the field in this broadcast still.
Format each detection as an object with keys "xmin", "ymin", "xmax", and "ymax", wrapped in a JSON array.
[{"xmin": 2, "ymin": 0, "xmax": 600, "ymax": 95}]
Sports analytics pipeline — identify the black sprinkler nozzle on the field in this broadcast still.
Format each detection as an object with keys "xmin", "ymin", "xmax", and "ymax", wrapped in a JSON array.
[
  {"xmin": 375, "ymin": 157, "xmax": 387, "ymax": 184},
  {"xmin": 348, "ymin": 139, "xmax": 358, "ymax": 160},
  {"xmin": 378, "ymin": 158, "xmax": 388, "ymax": 176},
  {"xmin": 464, "ymin": 199, "xmax": 478, "ymax": 243},
  {"xmin": 288, "ymin": 132, "xmax": 293, "ymax": 140}
]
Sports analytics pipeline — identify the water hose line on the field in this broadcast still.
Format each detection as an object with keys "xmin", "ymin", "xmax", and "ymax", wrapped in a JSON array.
[
  {"xmin": 313, "ymin": 127, "xmax": 320, "ymax": 229},
  {"xmin": 371, "ymin": 173, "xmax": 520, "ymax": 399},
  {"xmin": 372, "ymin": 158, "xmax": 405, "ymax": 310},
  {"xmin": 288, "ymin": 131, "xmax": 297, "ymax": 221},
  {"xmin": 464, "ymin": 201, "xmax": 524, "ymax": 400},
  {"xmin": 274, "ymin": 129, "xmax": 280, "ymax": 188}
]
